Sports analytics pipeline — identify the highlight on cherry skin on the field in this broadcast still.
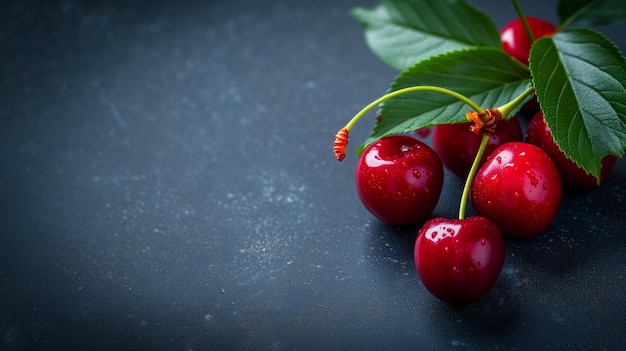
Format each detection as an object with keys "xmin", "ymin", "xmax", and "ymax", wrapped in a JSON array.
[
  {"xmin": 471, "ymin": 142, "xmax": 562, "ymax": 239},
  {"xmin": 355, "ymin": 135, "xmax": 444, "ymax": 226},
  {"xmin": 525, "ymin": 110, "xmax": 618, "ymax": 190},
  {"xmin": 432, "ymin": 117, "xmax": 523, "ymax": 178},
  {"xmin": 414, "ymin": 216, "xmax": 506, "ymax": 303},
  {"xmin": 500, "ymin": 16, "xmax": 557, "ymax": 66}
]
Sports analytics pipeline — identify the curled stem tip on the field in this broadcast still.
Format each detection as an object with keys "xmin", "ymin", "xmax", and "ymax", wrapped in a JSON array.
[
  {"xmin": 333, "ymin": 128, "xmax": 349, "ymax": 162},
  {"xmin": 466, "ymin": 108, "xmax": 503, "ymax": 135}
]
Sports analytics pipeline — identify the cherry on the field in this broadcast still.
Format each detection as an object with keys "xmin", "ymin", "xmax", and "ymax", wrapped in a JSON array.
[
  {"xmin": 471, "ymin": 142, "xmax": 562, "ymax": 238},
  {"xmin": 414, "ymin": 216, "xmax": 505, "ymax": 303},
  {"xmin": 500, "ymin": 16, "xmax": 557, "ymax": 66},
  {"xmin": 356, "ymin": 135, "xmax": 444, "ymax": 226},
  {"xmin": 432, "ymin": 117, "xmax": 523, "ymax": 178},
  {"xmin": 525, "ymin": 110, "xmax": 618, "ymax": 190}
]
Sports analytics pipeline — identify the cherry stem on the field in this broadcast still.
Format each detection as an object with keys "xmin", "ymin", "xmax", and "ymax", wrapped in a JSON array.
[
  {"xmin": 458, "ymin": 133, "xmax": 490, "ymax": 220},
  {"xmin": 512, "ymin": 0, "xmax": 535, "ymax": 45},
  {"xmin": 343, "ymin": 86, "xmax": 485, "ymax": 132},
  {"xmin": 498, "ymin": 86, "xmax": 534, "ymax": 117},
  {"xmin": 457, "ymin": 85, "xmax": 533, "ymax": 219}
]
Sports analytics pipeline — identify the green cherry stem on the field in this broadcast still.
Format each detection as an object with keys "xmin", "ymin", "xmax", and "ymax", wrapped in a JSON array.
[
  {"xmin": 512, "ymin": 0, "xmax": 535, "ymax": 44},
  {"xmin": 498, "ymin": 85, "xmax": 534, "ymax": 117},
  {"xmin": 334, "ymin": 85, "xmax": 485, "ymax": 161},
  {"xmin": 457, "ymin": 85, "xmax": 533, "ymax": 219},
  {"xmin": 458, "ymin": 133, "xmax": 490, "ymax": 220},
  {"xmin": 343, "ymin": 86, "xmax": 485, "ymax": 132}
]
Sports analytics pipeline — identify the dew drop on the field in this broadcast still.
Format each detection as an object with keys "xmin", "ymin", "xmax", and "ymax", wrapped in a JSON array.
[
  {"xmin": 543, "ymin": 183, "xmax": 548, "ymax": 190},
  {"xmin": 452, "ymin": 266, "xmax": 459, "ymax": 274},
  {"xmin": 480, "ymin": 238, "xmax": 486, "ymax": 245},
  {"xmin": 496, "ymin": 156, "xmax": 502, "ymax": 164},
  {"xmin": 486, "ymin": 200, "xmax": 493, "ymax": 207},
  {"xmin": 430, "ymin": 231, "xmax": 438, "ymax": 240},
  {"xmin": 413, "ymin": 169, "xmax": 422, "ymax": 179},
  {"xmin": 444, "ymin": 246, "xmax": 450, "ymax": 254},
  {"xmin": 514, "ymin": 191, "xmax": 521, "ymax": 198},
  {"xmin": 527, "ymin": 170, "xmax": 539, "ymax": 186}
]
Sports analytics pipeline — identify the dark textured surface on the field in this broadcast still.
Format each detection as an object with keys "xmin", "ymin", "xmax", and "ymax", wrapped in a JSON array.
[{"xmin": 1, "ymin": 1, "xmax": 625, "ymax": 350}]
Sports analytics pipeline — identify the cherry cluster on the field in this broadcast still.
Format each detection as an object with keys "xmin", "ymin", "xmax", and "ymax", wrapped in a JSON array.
[{"xmin": 336, "ymin": 17, "xmax": 618, "ymax": 303}]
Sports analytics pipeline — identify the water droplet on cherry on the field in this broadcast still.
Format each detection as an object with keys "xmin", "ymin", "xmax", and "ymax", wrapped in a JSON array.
[
  {"xmin": 413, "ymin": 169, "xmax": 421, "ymax": 179},
  {"xmin": 527, "ymin": 170, "xmax": 539, "ymax": 186}
]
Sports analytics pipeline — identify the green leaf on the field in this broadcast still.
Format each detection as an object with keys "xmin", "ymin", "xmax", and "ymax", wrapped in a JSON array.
[
  {"xmin": 350, "ymin": 0, "xmax": 501, "ymax": 71},
  {"xmin": 359, "ymin": 48, "xmax": 532, "ymax": 153},
  {"xmin": 530, "ymin": 28, "xmax": 626, "ymax": 180},
  {"xmin": 558, "ymin": 0, "xmax": 626, "ymax": 26}
]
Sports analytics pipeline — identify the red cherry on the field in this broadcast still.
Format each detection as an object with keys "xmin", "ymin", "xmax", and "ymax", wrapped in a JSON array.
[
  {"xmin": 525, "ymin": 110, "xmax": 618, "ymax": 190},
  {"xmin": 471, "ymin": 142, "xmax": 562, "ymax": 238},
  {"xmin": 432, "ymin": 117, "xmax": 523, "ymax": 178},
  {"xmin": 414, "ymin": 216, "xmax": 505, "ymax": 303},
  {"xmin": 356, "ymin": 135, "xmax": 444, "ymax": 226},
  {"xmin": 500, "ymin": 17, "xmax": 557, "ymax": 66}
]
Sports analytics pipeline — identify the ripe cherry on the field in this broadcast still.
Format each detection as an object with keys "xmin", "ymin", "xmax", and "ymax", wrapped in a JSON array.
[
  {"xmin": 471, "ymin": 142, "xmax": 562, "ymax": 238},
  {"xmin": 500, "ymin": 17, "xmax": 557, "ymax": 66},
  {"xmin": 525, "ymin": 110, "xmax": 618, "ymax": 190},
  {"xmin": 356, "ymin": 135, "xmax": 444, "ymax": 226},
  {"xmin": 432, "ymin": 117, "xmax": 523, "ymax": 178},
  {"xmin": 414, "ymin": 216, "xmax": 505, "ymax": 303}
]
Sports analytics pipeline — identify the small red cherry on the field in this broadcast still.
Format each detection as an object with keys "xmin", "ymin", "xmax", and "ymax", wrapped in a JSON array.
[
  {"xmin": 500, "ymin": 17, "xmax": 557, "ymax": 66},
  {"xmin": 525, "ymin": 110, "xmax": 618, "ymax": 190},
  {"xmin": 432, "ymin": 117, "xmax": 523, "ymax": 178},
  {"xmin": 356, "ymin": 135, "xmax": 444, "ymax": 226},
  {"xmin": 471, "ymin": 142, "xmax": 562, "ymax": 238},
  {"xmin": 414, "ymin": 216, "xmax": 505, "ymax": 303}
]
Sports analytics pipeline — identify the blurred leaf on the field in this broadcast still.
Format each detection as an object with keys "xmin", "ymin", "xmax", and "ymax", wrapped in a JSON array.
[
  {"xmin": 351, "ymin": 0, "xmax": 500, "ymax": 70},
  {"xmin": 558, "ymin": 0, "xmax": 626, "ymax": 26}
]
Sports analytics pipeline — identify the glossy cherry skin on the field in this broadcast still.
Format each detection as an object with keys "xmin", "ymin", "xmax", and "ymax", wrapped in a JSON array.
[
  {"xmin": 414, "ymin": 216, "xmax": 505, "ymax": 303},
  {"xmin": 432, "ymin": 117, "xmax": 523, "ymax": 178},
  {"xmin": 525, "ymin": 110, "xmax": 618, "ymax": 190},
  {"xmin": 471, "ymin": 142, "xmax": 562, "ymax": 238},
  {"xmin": 356, "ymin": 135, "xmax": 444, "ymax": 226},
  {"xmin": 500, "ymin": 17, "xmax": 557, "ymax": 65}
]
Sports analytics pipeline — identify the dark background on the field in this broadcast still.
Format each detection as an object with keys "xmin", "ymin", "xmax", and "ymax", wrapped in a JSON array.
[{"xmin": 1, "ymin": 0, "xmax": 625, "ymax": 350}]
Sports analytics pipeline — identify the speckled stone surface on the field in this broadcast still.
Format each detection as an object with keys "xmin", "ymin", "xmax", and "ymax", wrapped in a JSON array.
[{"xmin": 1, "ymin": 1, "xmax": 625, "ymax": 350}]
